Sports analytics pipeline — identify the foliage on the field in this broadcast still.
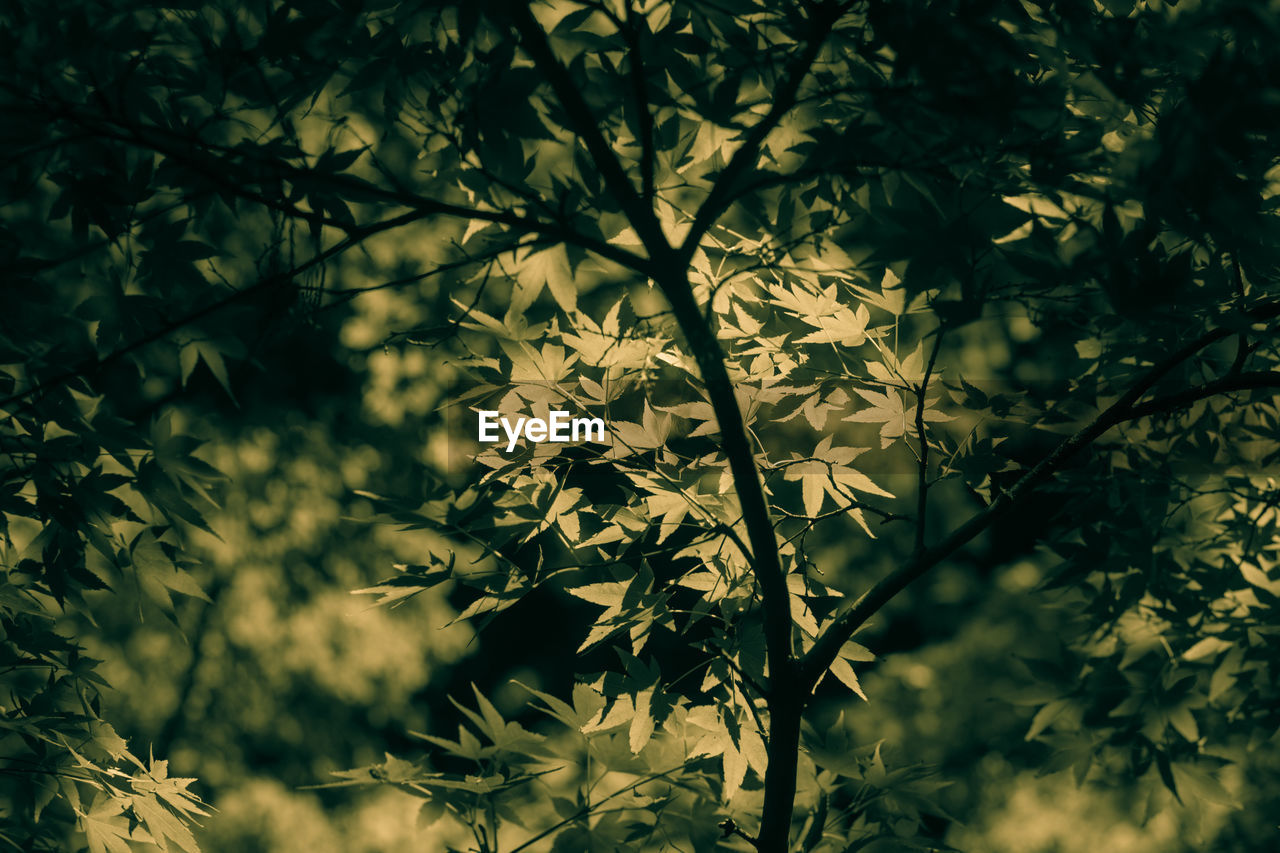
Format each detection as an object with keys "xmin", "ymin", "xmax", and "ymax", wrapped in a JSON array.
[{"xmin": 3, "ymin": 0, "xmax": 1280, "ymax": 850}]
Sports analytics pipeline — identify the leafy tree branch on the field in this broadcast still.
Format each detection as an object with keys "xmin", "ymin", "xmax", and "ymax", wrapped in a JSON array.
[
  {"xmin": 676, "ymin": 1, "xmax": 850, "ymax": 267},
  {"xmin": 802, "ymin": 307, "xmax": 1280, "ymax": 691},
  {"xmin": 0, "ymin": 209, "xmax": 428, "ymax": 414}
]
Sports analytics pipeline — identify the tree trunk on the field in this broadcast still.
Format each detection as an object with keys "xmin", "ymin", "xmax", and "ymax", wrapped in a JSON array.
[{"xmin": 757, "ymin": 676, "xmax": 804, "ymax": 851}]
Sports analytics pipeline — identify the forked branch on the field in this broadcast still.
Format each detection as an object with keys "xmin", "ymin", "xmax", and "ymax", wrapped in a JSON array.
[{"xmin": 799, "ymin": 309, "xmax": 1280, "ymax": 690}]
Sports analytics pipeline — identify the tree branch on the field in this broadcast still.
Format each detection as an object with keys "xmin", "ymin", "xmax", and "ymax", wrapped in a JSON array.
[
  {"xmin": 718, "ymin": 818, "xmax": 759, "ymax": 848},
  {"xmin": 798, "ymin": 313, "xmax": 1280, "ymax": 691},
  {"xmin": 506, "ymin": 763, "xmax": 702, "ymax": 853},
  {"xmin": 13, "ymin": 92, "xmax": 654, "ymax": 277},
  {"xmin": 676, "ymin": 3, "xmax": 845, "ymax": 266},
  {"xmin": 1123, "ymin": 370, "xmax": 1280, "ymax": 421},
  {"xmin": 318, "ymin": 238, "xmax": 528, "ymax": 308},
  {"xmin": 913, "ymin": 329, "xmax": 944, "ymax": 554},
  {"xmin": 496, "ymin": 0, "xmax": 813, "ymax": 685},
  {"xmin": 656, "ymin": 265, "xmax": 805, "ymax": 852},
  {"xmin": 499, "ymin": 1, "xmax": 668, "ymax": 254},
  {"xmin": 0, "ymin": 210, "xmax": 428, "ymax": 414},
  {"xmin": 495, "ymin": 5, "xmax": 800, "ymax": 717},
  {"xmin": 623, "ymin": 1, "xmax": 657, "ymax": 204},
  {"xmin": 656, "ymin": 275, "xmax": 793, "ymax": 677}
]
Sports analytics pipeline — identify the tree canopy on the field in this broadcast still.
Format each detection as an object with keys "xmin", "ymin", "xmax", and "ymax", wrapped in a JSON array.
[{"xmin": 3, "ymin": 0, "xmax": 1280, "ymax": 850}]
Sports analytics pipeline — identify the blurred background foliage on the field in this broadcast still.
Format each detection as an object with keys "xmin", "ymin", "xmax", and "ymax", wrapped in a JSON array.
[
  {"xmin": 66, "ymin": 288, "xmax": 480, "ymax": 850},
  {"xmin": 3, "ymin": 0, "xmax": 1280, "ymax": 849}
]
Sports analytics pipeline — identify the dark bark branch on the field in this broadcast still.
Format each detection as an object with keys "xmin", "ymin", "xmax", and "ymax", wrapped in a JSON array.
[
  {"xmin": 318, "ymin": 239, "xmax": 527, "ymax": 307},
  {"xmin": 10, "ymin": 92, "xmax": 653, "ymax": 276},
  {"xmin": 0, "ymin": 210, "xmax": 427, "ymax": 414},
  {"xmin": 623, "ymin": 2, "xmax": 657, "ymax": 204},
  {"xmin": 500, "ymin": 1, "xmax": 668, "ymax": 253},
  {"xmin": 718, "ymin": 818, "xmax": 759, "ymax": 847},
  {"xmin": 676, "ymin": 3, "xmax": 845, "ymax": 267},
  {"xmin": 913, "ymin": 329, "xmax": 944, "ymax": 554},
  {"xmin": 655, "ymin": 267, "xmax": 799, "ymax": 851},
  {"xmin": 655, "ymin": 274, "xmax": 793, "ymax": 678},
  {"xmin": 459, "ymin": 35, "xmax": 809, "ymax": 843},
  {"xmin": 126, "ymin": 131, "xmax": 355, "ymax": 235},
  {"xmin": 585, "ymin": 11, "xmax": 848, "ymax": 847},
  {"xmin": 798, "ymin": 311, "xmax": 1280, "ymax": 690},
  {"xmin": 1123, "ymin": 370, "xmax": 1280, "ymax": 421}
]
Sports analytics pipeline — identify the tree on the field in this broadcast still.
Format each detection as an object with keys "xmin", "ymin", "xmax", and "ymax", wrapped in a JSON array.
[{"xmin": 3, "ymin": 0, "xmax": 1279, "ymax": 849}]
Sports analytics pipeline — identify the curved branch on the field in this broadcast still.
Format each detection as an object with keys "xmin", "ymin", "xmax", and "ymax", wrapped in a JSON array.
[
  {"xmin": 9, "ymin": 92, "xmax": 654, "ymax": 276},
  {"xmin": 499, "ymin": 1, "xmax": 668, "ymax": 254},
  {"xmin": 0, "ymin": 210, "xmax": 428, "ymax": 414},
  {"xmin": 623, "ymin": 1, "xmax": 657, "ymax": 204},
  {"xmin": 655, "ymin": 266, "xmax": 802, "ymax": 851},
  {"xmin": 799, "ymin": 313, "xmax": 1280, "ymax": 690},
  {"xmin": 913, "ymin": 329, "xmax": 944, "ymax": 553},
  {"xmin": 497, "ymin": 0, "xmax": 804, "ymax": 689},
  {"xmin": 676, "ymin": 2, "xmax": 846, "ymax": 266},
  {"xmin": 1124, "ymin": 370, "xmax": 1280, "ymax": 421}
]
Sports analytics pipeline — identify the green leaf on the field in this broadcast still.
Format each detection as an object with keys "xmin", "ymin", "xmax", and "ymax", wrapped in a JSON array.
[
  {"xmin": 509, "ymin": 243, "xmax": 577, "ymax": 319},
  {"xmin": 1170, "ymin": 762, "xmax": 1241, "ymax": 810},
  {"xmin": 131, "ymin": 793, "xmax": 199, "ymax": 853},
  {"xmin": 178, "ymin": 340, "xmax": 236, "ymax": 400},
  {"xmin": 80, "ymin": 796, "xmax": 151, "ymax": 853},
  {"xmin": 130, "ymin": 529, "xmax": 211, "ymax": 608},
  {"xmin": 629, "ymin": 688, "xmax": 655, "ymax": 753},
  {"xmin": 828, "ymin": 656, "xmax": 868, "ymax": 701},
  {"xmin": 1025, "ymin": 699, "xmax": 1071, "ymax": 741},
  {"xmin": 352, "ymin": 556, "xmax": 455, "ymax": 607}
]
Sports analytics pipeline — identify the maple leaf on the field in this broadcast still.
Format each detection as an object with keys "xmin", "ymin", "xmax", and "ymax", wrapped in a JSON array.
[
  {"xmin": 828, "ymin": 657, "xmax": 868, "ymax": 701},
  {"xmin": 682, "ymin": 704, "xmax": 762, "ymax": 802},
  {"xmin": 609, "ymin": 401, "xmax": 673, "ymax": 454},
  {"xmin": 768, "ymin": 280, "xmax": 872, "ymax": 347},
  {"xmin": 644, "ymin": 490, "xmax": 692, "ymax": 544},
  {"xmin": 449, "ymin": 684, "xmax": 547, "ymax": 757},
  {"xmin": 452, "ymin": 298, "xmax": 547, "ymax": 341},
  {"xmin": 560, "ymin": 300, "xmax": 665, "ymax": 369},
  {"xmin": 776, "ymin": 388, "xmax": 850, "ymax": 430},
  {"xmin": 501, "ymin": 340, "xmax": 579, "ymax": 384},
  {"xmin": 848, "ymin": 267, "xmax": 910, "ymax": 316},
  {"xmin": 715, "ymin": 301, "xmax": 766, "ymax": 341},
  {"xmin": 844, "ymin": 388, "xmax": 954, "ymax": 448},
  {"xmin": 629, "ymin": 688, "xmax": 656, "ymax": 753},
  {"xmin": 80, "ymin": 796, "xmax": 153, "ymax": 853},
  {"xmin": 794, "ymin": 303, "xmax": 871, "ymax": 347},
  {"xmin": 767, "ymin": 280, "xmax": 839, "ymax": 318},
  {"xmin": 520, "ymin": 681, "xmax": 607, "ymax": 731},
  {"xmin": 783, "ymin": 436, "xmax": 894, "ymax": 517},
  {"xmin": 507, "ymin": 243, "xmax": 577, "ymax": 319},
  {"xmin": 865, "ymin": 341, "xmax": 930, "ymax": 388},
  {"xmin": 657, "ymin": 399, "xmax": 718, "ymax": 437},
  {"xmin": 566, "ymin": 569, "xmax": 661, "ymax": 653}
]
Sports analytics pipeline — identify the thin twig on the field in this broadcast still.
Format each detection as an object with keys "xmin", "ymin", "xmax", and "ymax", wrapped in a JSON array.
[
  {"xmin": 507, "ymin": 763, "xmax": 701, "ymax": 853},
  {"xmin": 913, "ymin": 328, "xmax": 944, "ymax": 553},
  {"xmin": 1230, "ymin": 256, "xmax": 1249, "ymax": 374}
]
